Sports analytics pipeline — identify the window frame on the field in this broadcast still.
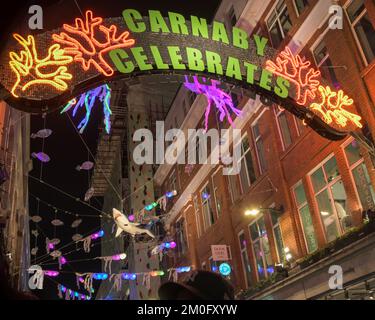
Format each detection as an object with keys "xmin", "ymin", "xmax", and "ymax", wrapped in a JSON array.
[
  {"xmin": 248, "ymin": 214, "xmax": 274, "ymax": 281},
  {"xmin": 293, "ymin": 0, "xmax": 309, "ymax": 17},
  {"xmin": 292, "ymin": 180, "xmax": 318, "ymax": 253},
  {"xmin": 274, "ymin": 106, "xmax": 293, "ymax": 151},
  {"xmin": 344, "ymin": 0, "xmax": 375, "ymax": 66},
  {"xmin": 252, "ymin": 121, "xmax": 267, "ymax": 175},
  {"xmin": 237, "ymin": 133, "xmax": 257, "ymax": 192},
  {"xmin": 265, "ymin": 0, "xmax": 291, "ymax": 48},
  {"xmin": 238, "ymin": 230, "xmax": 252, "ymax": 288},
  {"xmin": 193, "ymin": 195, "xmax": 202, "ymax": 238},
  {"xmin": 341, "ymin": 137, "xmax": 375, "ymax": 211},
  {"xmin": 200, "ymin": 182, "xmax": 215, "ymax": 230},
  {"xmin": 308, "ymin": 154, "xmax": 347, "ymax": 241}
]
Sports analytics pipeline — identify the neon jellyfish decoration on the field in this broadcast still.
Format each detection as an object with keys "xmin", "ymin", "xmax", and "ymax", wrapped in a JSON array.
[
  {"xmin": 184, "ymin": 76, "xmax": 242, "ymax": 131},
  {"xmin": 61, "ymin": 84, "xmax": 112, "ymax": 134}
]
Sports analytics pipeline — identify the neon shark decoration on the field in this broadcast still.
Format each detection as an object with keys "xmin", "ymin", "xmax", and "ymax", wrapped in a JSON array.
[
  {"xmin": 61, "ymin": 84, "xmax": 112, "ymax": 134},
  {"xmin": 184, "ymin": 76, "xmax": 242, "ymax": 131}
]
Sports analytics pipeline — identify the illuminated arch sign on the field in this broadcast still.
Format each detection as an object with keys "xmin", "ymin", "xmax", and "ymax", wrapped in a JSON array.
[{"xmin": 0, "ymin": 9, "xmax": 362, "ymax": 140}]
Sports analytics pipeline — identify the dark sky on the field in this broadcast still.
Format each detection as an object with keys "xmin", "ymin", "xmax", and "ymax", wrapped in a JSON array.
[{"xmin": 6, "ymin": 0, "xmax": 221, "ymax": 299}]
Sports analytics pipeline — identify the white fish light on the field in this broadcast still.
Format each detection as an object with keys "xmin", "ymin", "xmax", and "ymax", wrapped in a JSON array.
[
  {"xmin": 112, "ymin": 208, "xmax": 155, "ymax": 239},
  {"xmin": 30, "ymin": 215, "xmax": 42, "ymax": 223},
  {"xmin": 71, "ymin": 219, "xmax": 82, "ymax": 228},
  {"xmin": 51, "ymin": 219, "xmax": 64, "ymax": 226},
  {"xmin": 31, "ymin": 129, "xmax": 52, "ymax": 139}
]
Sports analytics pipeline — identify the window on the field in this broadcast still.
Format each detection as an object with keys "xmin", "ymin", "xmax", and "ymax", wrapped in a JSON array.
[
  {"xmin": 275, "ymin": 107, "xmax": 292, "ymax": 149},
  {"xmin": 346, "ymin": 0, "xmax": 375, "ymax": 64},
  {"xmin": 313, "ymin": 41, "xmax": 339, "ymax": 88},
  {"xmin": 344, "ymin": 139, "xmax": 375, "ymax": 210},
  {"xmin": 294, "ymin": 0, "xmax": 309, "ymax": 16},
  {"xmin": 228, "ymin": 174, "xmax": 241, "ymax": 203},
  {"xmin": 187, "ymin": 90, "xmax": 197, "ymax": 106},
  {"xmin": 249, "ymin": 216, "xmax": 274, "ymax": 280},
  {"xmin": 252, "ymin": 122, "xmax": 267, "ymax": 174},
  {"xmin": 293, "ymin": 181, "xmax": 318, "ymax": 252},
  {"xmin": 310, "ymin": 156, "xmax": 351, "ymax": 242},
  {"xmin": 238, "ymin": 135, "xmax": 256, "ymax": 193},
  {"xmin": 266, "ymin": 0, "xmax": 292, "ymax": 48},
  {"xmin": 270, "ymin": 212, "xmax": 285, "ymax": 263},
  {"xmin": 175, "ymin": 217, "xmax": 188, "ymax": 256},
  {"xmin": 201, "ymin": 184, "xmax": 215, "ymax": 229},
  {"xmin": 169, "ymin": 170, "xmax": 178, "ymax": 193},
  {"xmin": 238, "ymin": 231, "xmax": 253, "ymax": 288},
  {"xmin": 227, "ymin": 6, "xmax": 237, "ymax": 28},
  {"xmin": 211, "ymin": 173, "xmax": 222, "ymax": 218},
  {"xmin": 193, "ymin": 195, "xmax": 202, "ymax": 238},
  {"xmin": 294, "ymin": 116, "xmax": 306, "ymax": 136}
]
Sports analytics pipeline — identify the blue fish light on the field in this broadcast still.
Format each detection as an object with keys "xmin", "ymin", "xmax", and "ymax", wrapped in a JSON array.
[{"xmin": 219, "ymin": 263, "xmax": 231, "ymax": 276}]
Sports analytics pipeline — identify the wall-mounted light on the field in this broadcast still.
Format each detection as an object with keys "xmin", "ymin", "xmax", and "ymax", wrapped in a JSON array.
[{"xmin": 244, "ymin": 205, "xmax": 284, "ymax": 217}]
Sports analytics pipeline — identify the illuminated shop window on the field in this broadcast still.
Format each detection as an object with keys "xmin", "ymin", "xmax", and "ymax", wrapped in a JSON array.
[
  {"xmin": 201, "ymin": 184, "xmax": 215, "ymax": 229},
  {"xmin": 237, "ymin": 135, "xmax": 257, "ymax": 194},
  {"xmin": 293, "ymin": 181, "xmax": 318, "ymax": 253},
  {"xmin": 249, "ymin": 216, "xmax": 274, "ymax": 280},
  {"xmin": 346, "ymin": 0, "xmax": 375, "ymax": 64},
  {"xmin": 275, "ymin": 106, "xmax": 293, "ymax": 150},
  {"xmin": 344, "ymin": 139, "xmax": 375, "ymax": 211},
  {"xmin": 293, "ymin": 0, "xmax": 309, "ymax": 16},
  {"xmin": 238, "ymin": 231, "xmax": 253, "ymax": 288},
  {"xmin": 266, "ymin": 0, "xmax": 292, "ymax": 48},
  {"xmin": 313, "ymin": 41, "xmax": 339, "ymax": 88},
  {"xmin": 252, "ymin": 122, "xmax": 267, "ymax": 175},
  {"xmin": 310, "ymin": 156, "xmax": 351, "ymax": 242}
]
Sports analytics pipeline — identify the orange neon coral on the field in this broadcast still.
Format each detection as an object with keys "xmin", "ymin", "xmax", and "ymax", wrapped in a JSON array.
[
  {"xmin": 310, "ymin": 86, "xmax": 362, "ymax": 128},
  {"xmin": 52, "ymin": 10, "xmax": 135, "ymax": 76},
  {"xmin": 9, "ymin": 34, "xmax": 73, "ymax": 97},
  {"xmin": 266, "ymin": 47, "xmax": 321, "ymax": 105}
]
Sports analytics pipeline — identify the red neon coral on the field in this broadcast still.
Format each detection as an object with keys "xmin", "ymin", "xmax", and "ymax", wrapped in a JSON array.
[
  {"xmin": 266, "ymin": 47, "xmax": 321, "ymax": 105},
  {"xmin": 52, "ymin": 10, "xmax": 135, "ymax": 76},
  {"xmin": 310, "ymin": 86, "xmax": 362, "ymax": 128}
]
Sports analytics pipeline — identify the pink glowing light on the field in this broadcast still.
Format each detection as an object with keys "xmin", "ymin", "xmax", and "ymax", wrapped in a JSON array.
[
  {"xmin": 128, "ymin": 214, "xmax": 135, "ymax": 222},
  {"xmin": 44, "ymin": 270, "xmax": 59, "ymax": 277},
  {"xmin": 184, "ymin": 76, "xmax": 242, "ymax": 131}
]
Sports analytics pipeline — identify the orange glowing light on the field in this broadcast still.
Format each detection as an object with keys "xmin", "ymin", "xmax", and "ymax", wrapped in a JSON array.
[
  {"xmin": 9, "ymin": 34, "xmax": 73, "ymax": 97},
  {"xmin": 266, "ymin": 47, "xmax": 321, "ymax": 106},
  {"xmin": 310, "ymin": 85, "xmax": 362, "ymax": 128},
  {"xmin": 52, "ymin": 10, "xmax": 135, "ymax": 77}
]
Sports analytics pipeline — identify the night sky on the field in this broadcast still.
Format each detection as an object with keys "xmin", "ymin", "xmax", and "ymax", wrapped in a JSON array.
[{"xmin": 5, "ymin": 0, "xmax": 221, "ymax": 299}]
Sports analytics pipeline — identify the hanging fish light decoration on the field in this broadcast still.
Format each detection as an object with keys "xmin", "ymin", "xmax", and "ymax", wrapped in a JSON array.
[
  {"xmin": 31, "ymin": 247, "xmax": 38, "ymax": 256},
  {"xmin": 51, "ymin": 219, "xmax": 64, "ymax": 226},
  {"xmin": 31, "ymin": 152, "xmax": 50, "ymax": 163},
  {"xmin": 50, "ymin": 238, "xmax": 61, "ymax": 245},
  {"xmin": 76, "ymin": 161, "xmax": 94, "ymax": 171},
  {"xmin": 84, "ymin": 187, "xmax": 95, "ymax": 201},
  {"xmin": 30, "ymin": 216, "xmax": 42, "ymax": 223},
  {"xmin": 71, "ymin": 219, "xmax": 82, "ymax": 228},
  {"xmin": 50, "ymin": 250, "xmax": 62, "ymax": 258},
  {"xmin": 31, "ymin": 129, "xmax": 52, "ymax": 139},
  {"xmin": 72, "ymin": 234, "xmax": 83, "ymax": 241}
]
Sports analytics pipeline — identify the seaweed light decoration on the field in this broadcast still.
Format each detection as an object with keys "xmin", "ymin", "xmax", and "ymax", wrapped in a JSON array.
[
  {"xmin": 184, "ymin": 76, "xmax": 242, "ymax": 131},
  {"xmin": 61, "ymin": 84, "xmax": 112, "ymax": 134},
  {"xmin": 52, "ymin": 10, "xmax": 135, "ymax": 76},
  {"xmin": 9, "ymin": 34, "xmax": 73, "ymax": 97}
]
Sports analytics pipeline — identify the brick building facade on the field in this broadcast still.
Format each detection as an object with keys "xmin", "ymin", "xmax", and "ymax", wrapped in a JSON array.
[{"xmin": 154, "ymin": 0, "xmax": 375, "ymax": 299}]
